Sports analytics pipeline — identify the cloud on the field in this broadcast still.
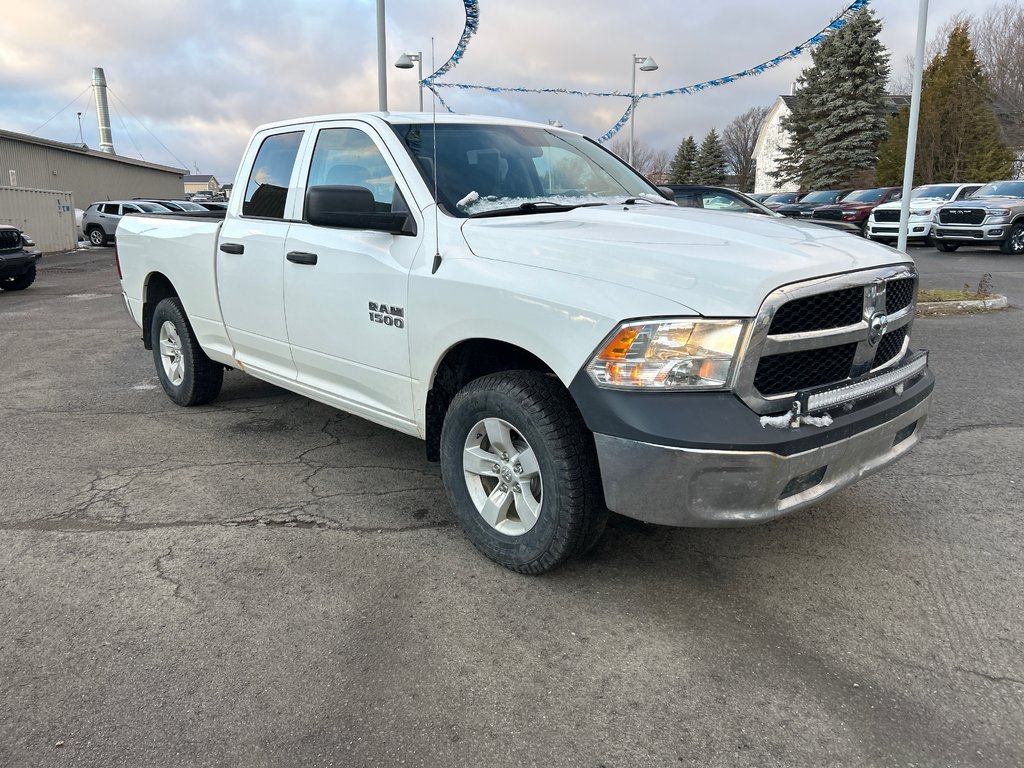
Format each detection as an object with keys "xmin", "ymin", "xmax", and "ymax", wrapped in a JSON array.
[{"xmin": 2, "ymin": 0, "xmax": 989, "ymax": 182}]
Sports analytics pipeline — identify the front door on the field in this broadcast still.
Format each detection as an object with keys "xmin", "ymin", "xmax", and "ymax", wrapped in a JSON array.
[{"xmin": 282, "ymin": 122, "xmax": 421, "ymax": 429}]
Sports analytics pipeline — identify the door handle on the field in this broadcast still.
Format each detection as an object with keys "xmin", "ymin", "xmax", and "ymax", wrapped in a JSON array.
[
  {"xmin": 219, "ymin": 243, "xmax": 244, "ymax": 254},
  {"xmin": 286, "ymin": 251, "xmax": 318, "ymax": 265}
]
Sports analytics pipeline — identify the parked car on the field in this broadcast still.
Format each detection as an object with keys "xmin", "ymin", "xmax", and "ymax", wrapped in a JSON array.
[
  {"xmin": 746, "ymin": 192, "xmax": 773, "ymax": 203},
  {"xmin": 136, "ymin": 199, "xmax": 208, "ymax": 213},
  {"xmin": 0, "ymin": 224, "xmax": 41, "ymax": 291},
  {"xmin": 867, "ymin": 183, "xmax": 981, "ymax": 245},
  {"xmin": 761, "ymin": 191, "xmax": 804, "ymax": 210},
  {"xmin": 665, "ymin": 185, "xmax": 861, "ymax": 235},
  {"xmin": 775, "ymin": 189, "xmax": 854, "ymax": 218},
  {"xmin": 811, "ymin": 187, "xmax": 903, "ymax": 233},
  {"xmin": 82, "ymin": 201, "xmax": 174, "ymax": 246},
  {"xmin": 931, "ymin": 179, "xmax": 1024, "ymax": 253}
]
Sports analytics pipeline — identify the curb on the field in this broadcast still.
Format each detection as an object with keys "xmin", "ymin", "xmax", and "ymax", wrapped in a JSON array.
[{"xmin": 916, "ymin": 294, "xmax": 1008, "ymax": 316}]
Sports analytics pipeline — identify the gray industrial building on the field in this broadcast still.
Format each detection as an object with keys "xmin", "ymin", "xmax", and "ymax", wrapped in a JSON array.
[{"xmin": 0, "ymin": 128, "xmax": 187, "ymax": 210}]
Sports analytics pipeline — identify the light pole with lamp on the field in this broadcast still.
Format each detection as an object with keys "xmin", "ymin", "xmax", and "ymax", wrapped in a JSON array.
[
  {"xmin": 629, "ymin": 54, "xmax": 659, "ymax": 166},
  {"xmin": 394, "ymin": 52, "xmax": 424, "ymax": 111}
]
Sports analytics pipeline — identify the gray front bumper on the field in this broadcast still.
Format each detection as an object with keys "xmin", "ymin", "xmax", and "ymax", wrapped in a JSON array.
[
  {"xmin": 594, "ymin": 393, "xmax": 930, "ymax": 527},
  {"xmin": 933, "ymin": 224, "xmax": 1007, "ymax": 242}
]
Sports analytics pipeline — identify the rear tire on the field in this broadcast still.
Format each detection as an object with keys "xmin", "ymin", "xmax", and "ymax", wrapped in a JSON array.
[
  {"xmin": 936, "ymin": 241, "xmax": 960, "ymax": 252},
  {"xmin": 440, "ymin": 371, "xmax": 608, "ymax": 574},
  {"xmin": 999, "ymin": 222, "xmax": 1024, "ymax": 254},
  {"xmin": 0, "ymin": 263, "xmax": 36, "ymax": 291},
  {"xmin": 151, "ymin": 297, "xmax": 223, "ymax": 406},
  {"xmin": 87, "ymin": 227, "xmax": 107, "ymax": 247}
]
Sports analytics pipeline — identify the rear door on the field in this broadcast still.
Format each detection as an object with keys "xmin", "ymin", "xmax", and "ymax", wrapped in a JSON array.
[
  {"xmin": 217, "ymin": 127, "xmax": 309, "ymax": 380},
  {"xmin": 281, "ymin": 121, "xmax": 422, "ymax": 428}
]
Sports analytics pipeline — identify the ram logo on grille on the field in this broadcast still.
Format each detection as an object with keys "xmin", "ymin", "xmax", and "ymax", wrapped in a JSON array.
[{"xmin": 868, "ymin": 312, "xmax": 888, "ymax": 347}]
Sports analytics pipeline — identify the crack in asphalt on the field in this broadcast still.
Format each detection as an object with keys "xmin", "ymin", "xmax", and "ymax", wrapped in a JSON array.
[
  {"xmin": 1, "ymin": 515, "xmax": 452, "ymax": 535},
  {"xmin": 923, "ymin": 422, "xmax": 1024, "ymax": 440},
  {"xmin": 153, "ymin": 546, "xmax": 190, "ymax": 603},
  {"xmin": 954, "ymin": 666, "xmax": 1024, "ymax": 688}
]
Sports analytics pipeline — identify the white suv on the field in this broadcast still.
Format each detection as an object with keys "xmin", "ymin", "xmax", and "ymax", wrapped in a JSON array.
[
  {"xmin": 82, "ymin": 201, "xmax": 173, "ymax": 246},
  {"xmin": 867, "ymin": 183, "xmax": 981, "ymax": 245}
]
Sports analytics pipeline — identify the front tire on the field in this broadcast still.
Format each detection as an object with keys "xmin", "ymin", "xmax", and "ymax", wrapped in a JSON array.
[
  {"xmin": 0, "ymin": 263, "xmax": 36, "ymax": 291},
  {"xmin": 151, "ymin": 297, "xmax": 223, "ymax": 406},
  {"xmin": 1000, "ymin": 222, "xmax": 1024, "ymax": 254},
  {"xmin": 936, "ymin": 241, "xmax": 960, "ymax": 252},
  {"xmin": 440, "ymin": 371, "xmax": 608, "ymax": 574}
]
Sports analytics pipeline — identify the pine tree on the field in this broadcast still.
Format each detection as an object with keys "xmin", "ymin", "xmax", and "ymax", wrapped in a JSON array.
[
  {"xmin": 773, "ymin": 9, "xmax": 891, "ymax": 188},
  {"xmin": 668, "ymin": 136, "xmax": 698, "ymax": 183},
  {"xmin": 876, "ymin": 23, "xmax": 1013, "ymax": 185},
  {"xmin": 695, "ymin": 129, "xmax": 727, "ymax": 185}
]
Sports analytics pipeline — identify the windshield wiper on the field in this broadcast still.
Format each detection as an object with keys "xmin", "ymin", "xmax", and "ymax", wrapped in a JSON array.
[
  {"xmin": 468, "ymin": 201, "xmax": 606, "ymax": 218},
  {"xmin": 622, "ymin": 196, "xmax": 675, "ymax": 206}
]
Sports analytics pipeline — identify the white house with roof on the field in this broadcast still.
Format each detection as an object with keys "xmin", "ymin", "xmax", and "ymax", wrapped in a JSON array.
[{"xmin": 752, "ymin": 93, "xmax": 911, "ymax": 193}]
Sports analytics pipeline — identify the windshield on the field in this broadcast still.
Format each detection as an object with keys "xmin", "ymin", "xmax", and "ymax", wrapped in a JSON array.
[
  {"xmin": 843, "ymin": 188, "xmax": 887, "ymax": 203},
  {"xmin": 801, "ymin": 191, "xmax": 840, "ymax": 203},
  {"xmin": 392, "ymin": 123, "xmax": 666, "ymax": 217},
  {"xmin": 972, "ymin": 180, "xmax": 1024, "ymax": 199},
  {"xmin": 911, "ymin": 184, "xmax": 959, "ymax": 200},
  {"xmin": 764, "ymin": 192, "xmax": 799, "ymax": 204}
]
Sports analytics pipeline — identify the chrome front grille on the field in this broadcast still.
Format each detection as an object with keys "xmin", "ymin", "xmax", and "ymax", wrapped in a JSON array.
[{"xmin": 735, "ymin": 266, "xmax": 918, "ymax": 414}]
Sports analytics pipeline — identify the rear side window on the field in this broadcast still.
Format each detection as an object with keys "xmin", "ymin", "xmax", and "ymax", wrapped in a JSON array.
[
  {"xmin": 100, "ymin": 203, "xmax": 119, "ymax": 214},
  {"xmin": 243, "ymin": 131, "xmax": 303, "ymax": 219}
]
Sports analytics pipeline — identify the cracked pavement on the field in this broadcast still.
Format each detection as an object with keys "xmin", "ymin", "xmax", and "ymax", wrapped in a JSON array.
[{"xmin": 1, "ymin": 247, "xmax": 1022, "ymax": 767}]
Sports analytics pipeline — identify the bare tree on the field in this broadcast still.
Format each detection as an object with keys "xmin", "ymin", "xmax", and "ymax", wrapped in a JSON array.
[
  {"xmin": 608, "ymin": 137, "xmax": 671, "ymax": 182},
  {"xmin": 891, "ymin": 5, "xmax": 1024, "ymax": 147},
  {"xmin": 970, "ymin": 3, "xmax": 1024, "ymax": 147},
  {"xmin": 721, "ymin": 106, "xmax": 770, "ymax": 191}
]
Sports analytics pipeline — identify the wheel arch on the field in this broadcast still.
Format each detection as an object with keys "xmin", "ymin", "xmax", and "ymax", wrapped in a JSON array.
[
  {"xmin": 142, "ymin": 272, "xmax": 179, "ymax": 350},
  {"xmin": 424, "ymin": 338, "xmax": 561, "ymax": 462}
]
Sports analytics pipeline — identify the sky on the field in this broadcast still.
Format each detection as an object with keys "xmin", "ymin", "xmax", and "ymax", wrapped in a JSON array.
[{"xmin": 0, "ymin": 0, "xmax": 1009, "ymax": 184}]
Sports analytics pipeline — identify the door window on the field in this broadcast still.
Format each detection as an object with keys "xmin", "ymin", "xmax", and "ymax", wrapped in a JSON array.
[
  {"xmin": 243, "ymin": 131, "xmax": 303, "ymax": 219},
  {"xmin": 306, "ymin": 128, "xmax": 396, "ymax": 212}
]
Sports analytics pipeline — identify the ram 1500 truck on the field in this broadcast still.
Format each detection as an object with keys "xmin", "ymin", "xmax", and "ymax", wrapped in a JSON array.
[
  {"xmin": 931, "ymin": 179, "xmax": 1024, "ymax": 253},
  {"xmin": 116, "ymin": 113, "xmax": 934, "ymax": 573}
]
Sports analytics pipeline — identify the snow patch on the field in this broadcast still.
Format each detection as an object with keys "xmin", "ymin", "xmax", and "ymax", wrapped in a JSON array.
[{"xmin": 759, "ymin": 413, "xmax": 834, "ymax": 429}]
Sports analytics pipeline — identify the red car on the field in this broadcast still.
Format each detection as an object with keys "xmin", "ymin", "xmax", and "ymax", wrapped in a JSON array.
[{"xmin": 811, "ymin": 187, "xmax": 903, "ymax": 232}]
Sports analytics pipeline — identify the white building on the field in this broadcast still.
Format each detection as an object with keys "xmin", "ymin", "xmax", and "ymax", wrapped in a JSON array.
[{"xmin": 752, "ymin": 93, "xmax": 910, "ymax": 193}]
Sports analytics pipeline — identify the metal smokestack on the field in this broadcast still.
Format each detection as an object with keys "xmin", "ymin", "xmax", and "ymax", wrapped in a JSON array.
[{"xmin": 91, "ymin": 67, "xmax": 115, "ymax": 154}]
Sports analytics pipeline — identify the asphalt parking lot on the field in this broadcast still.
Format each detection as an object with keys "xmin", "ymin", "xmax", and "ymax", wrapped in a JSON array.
[{"xmin": 1, "ymin": 245, "xmax": 1022, "ymax": 767}]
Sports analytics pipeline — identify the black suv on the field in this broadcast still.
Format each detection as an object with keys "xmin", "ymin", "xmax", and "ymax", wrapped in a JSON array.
[{"xmin": 0, "ymin": 224, "xmax": 41, "ymax": 291}]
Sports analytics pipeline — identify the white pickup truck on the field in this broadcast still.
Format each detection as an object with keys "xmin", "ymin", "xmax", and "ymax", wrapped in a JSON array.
[{"xmin": 117, "ymin": 112, "xmax": 933, "ymax": 573}]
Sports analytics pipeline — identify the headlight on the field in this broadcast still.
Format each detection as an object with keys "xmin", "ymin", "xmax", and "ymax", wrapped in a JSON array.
[
  {"xmin": 988, "ymin": 208, "xmax": 1011, "ymax": 217},
  {"xmin": 586, "ymin": 319, "xmax": 745, "ymax": 390},
  {"xmin": 910, "ymin": 209, "xmax": 931, "ymax": 217}
]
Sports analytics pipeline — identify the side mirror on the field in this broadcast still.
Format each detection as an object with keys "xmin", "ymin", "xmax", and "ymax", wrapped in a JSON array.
[
  {"xmin": 305, "ymin": 185, "xmax": 416, "ymax": 236},
  {"xmin": 657, "ymin": 186, "xmax": 676, "ymax": 201}
]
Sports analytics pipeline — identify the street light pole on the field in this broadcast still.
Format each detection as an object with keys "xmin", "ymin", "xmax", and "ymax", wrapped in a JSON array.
[
  {"xmin": 394, "ymin": 52, "xmax": 423, "ymax": 111},
  {"xmin": 376, "ymin": 0, "xmax": 388, "ymax": 111},
  {"xmin": 898, "ymin": 0, "xmax": 929, "ymax": 252},
  {"xmin": 629, "ymin": 54, "xmax": 659, "ymax": 166}
]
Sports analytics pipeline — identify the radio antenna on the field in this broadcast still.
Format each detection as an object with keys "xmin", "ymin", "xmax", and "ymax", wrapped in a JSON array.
[{"xmin": 430, "ymin": 37, "xmax": 442, "ymax": 274}]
